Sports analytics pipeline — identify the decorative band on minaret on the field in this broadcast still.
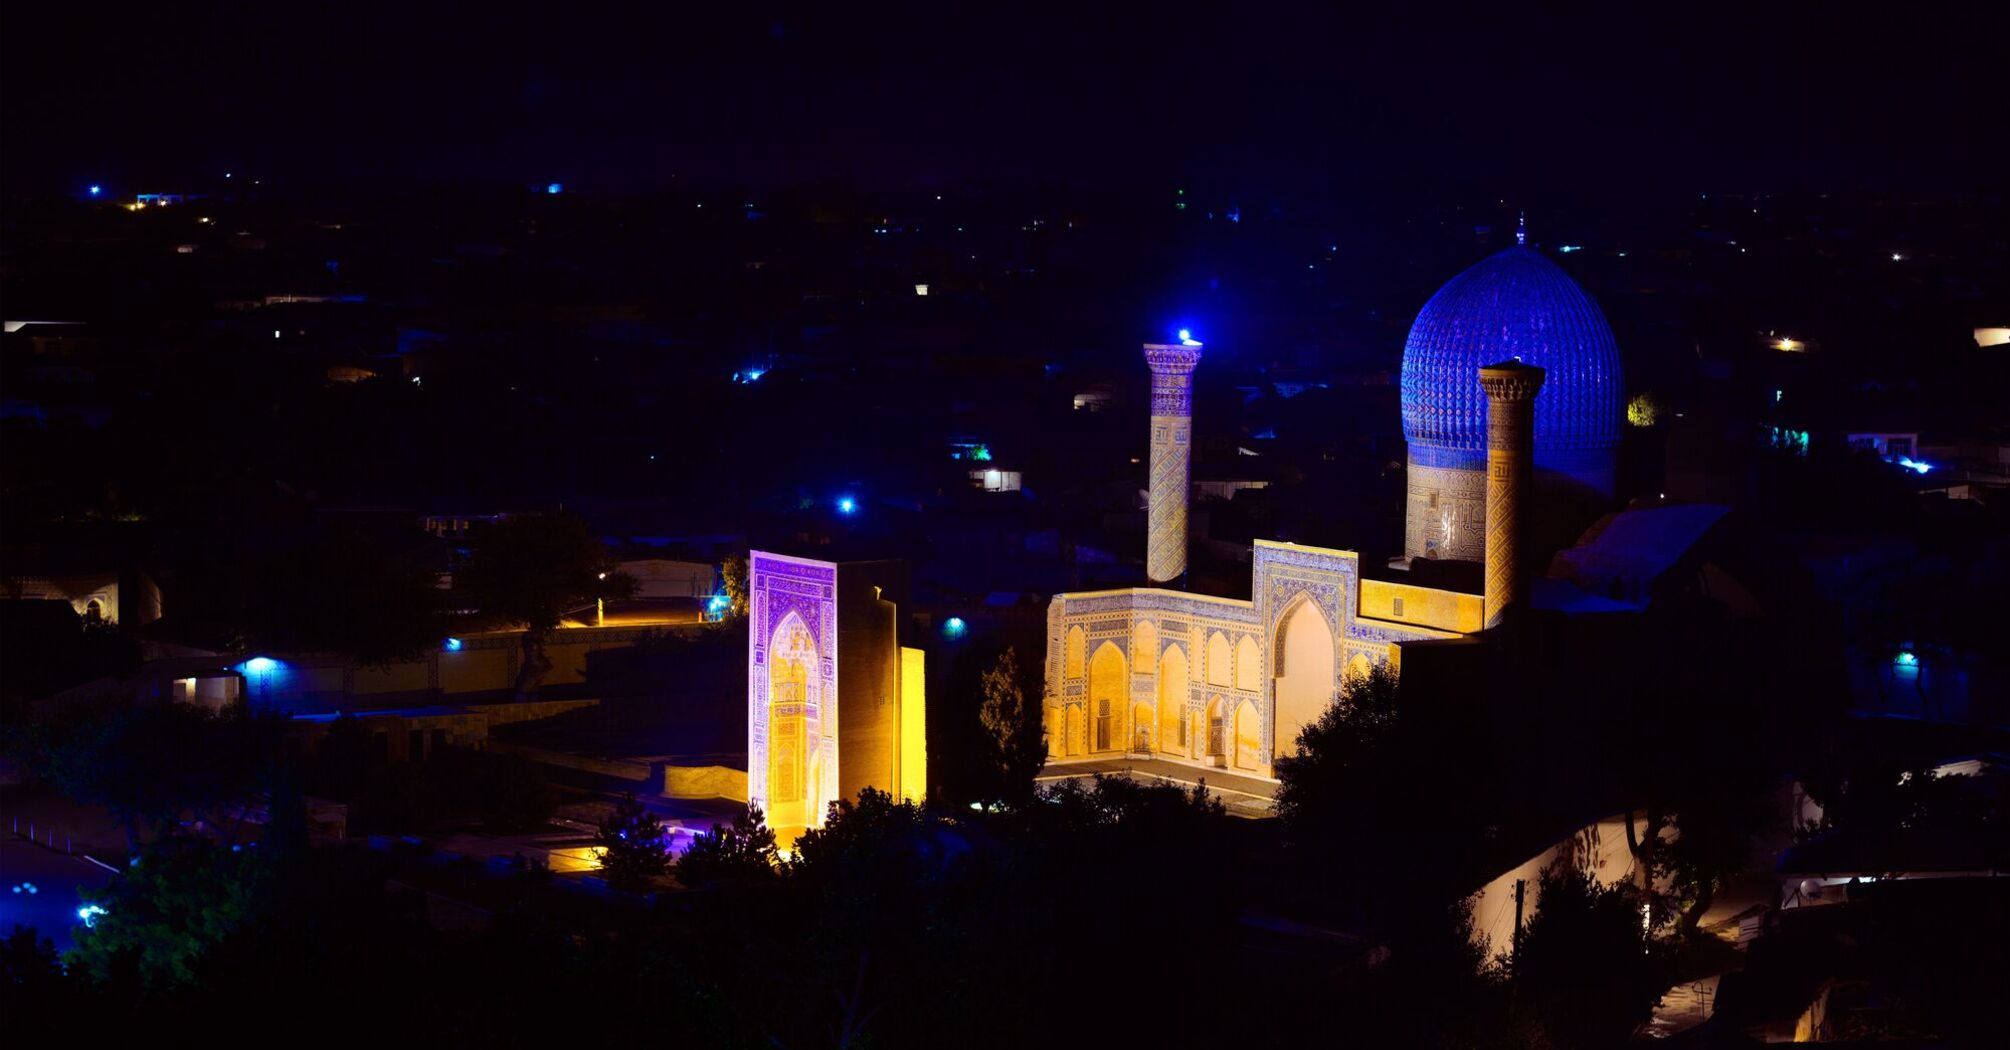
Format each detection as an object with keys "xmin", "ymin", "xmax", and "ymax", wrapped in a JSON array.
[
  {"xmin": 1144, "ymin": 341, "xmax": 1202, "ymax": 584},
  {"xmin": 1479, "ymin": 361, "xmax": 1545, "ymax": 629}
]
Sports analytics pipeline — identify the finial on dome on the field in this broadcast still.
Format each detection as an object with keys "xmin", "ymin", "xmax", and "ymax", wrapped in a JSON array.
[{"xmin": 1516, "ymin": 211, "xmax": 1527, "ymax": 247}]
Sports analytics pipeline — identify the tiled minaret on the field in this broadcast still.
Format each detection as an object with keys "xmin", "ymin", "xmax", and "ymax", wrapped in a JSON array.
[
  {"xmin": 1144, "ymin": 341, "xmax": 1203, "ymax": 584},
  {"xmin": 1480, "ymin": 360, "xmax": 1545, "ymax": 628}
]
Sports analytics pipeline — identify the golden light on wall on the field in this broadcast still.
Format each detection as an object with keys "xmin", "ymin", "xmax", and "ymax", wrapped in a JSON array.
[{"xmin": 900, "ymin": 647, "xmax": 927, "ymax": 803}]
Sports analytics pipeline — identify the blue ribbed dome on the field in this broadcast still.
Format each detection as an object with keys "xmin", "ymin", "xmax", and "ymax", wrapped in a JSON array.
[{"xmin": 1400, "ymin": 246, "xmax": 1622, "ymax": 455}]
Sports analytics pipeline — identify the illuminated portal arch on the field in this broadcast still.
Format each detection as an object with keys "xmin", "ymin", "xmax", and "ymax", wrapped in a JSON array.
[
  {"xmin": 1273, "ymin": 598, "xmax": 1337, "ymax": 760},
  {"xmin": 1088, "ymin": 642, "xmax": 1128, "ymax": 754},
  {"xmin": 765, "ymin": 614, "xmax": 819, "ymax": 830},
  {"xmin": 1158, "ymin": 646, "xmax": 1190, "ymax": 758},
  {"xmin": 1233, "ymin": 700, "xmax": 1264, "ymax": 771}
]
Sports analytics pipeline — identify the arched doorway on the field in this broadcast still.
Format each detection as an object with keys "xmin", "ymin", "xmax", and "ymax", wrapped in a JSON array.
[
  {"xmin": 1272, "ymin": 598, "xmax": 1337, "ymax": 760},
  {"xmin": 1234, "ymin": 700, "xmax": 1264, "ymax": 771},
  {"xmin": 1205, "ymin": 695, "xmax": 1227, "ymax": 765},
  {"xmin": 1158, "ymin": 645, "xmax": 1189, "ymax": 758},
  {"xmin": 1088, "ymin": 642, "xmax": 1127, "ymax": 754},
  {"xmin": 766, "ymin": 614, "xmax": 818, "ymax": 830},
  {"xmin": 1132, "ymin": 704, "xmax": 1155, "ymax": 752}
]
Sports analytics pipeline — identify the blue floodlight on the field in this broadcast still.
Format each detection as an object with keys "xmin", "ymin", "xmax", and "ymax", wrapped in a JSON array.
[
  {"xmin": 546, "ymin": 182, "xmax": 563, "ymax": 195},
  {"xmin": 443, "ymin": 637, "xmax": 464, "ymax": 652},
  {"xmin": 1896, "ymin": 457, "xmax": 1932, "ymax": 475},
  {"xmin": 943, "ymin": 616, "xmax": 967, "ymax": 639},
  {"xmin": 88, "ymin": 184, "xmax": 103, "ymax": 197},
  {"xmin": 836, "ymin": 497, "xmax": 857, "ymax": 515},
  {"xmin": 242, "ymin": 656, "xmax": 277, "ymax": 674},
  {"xmin": 77, "ymin": 904, "xmax": 108, "ymax": 928}
]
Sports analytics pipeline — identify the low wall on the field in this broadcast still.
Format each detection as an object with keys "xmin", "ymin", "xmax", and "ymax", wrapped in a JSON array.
[
  {"xmin": 661, "ymin": 764, "xmax": 748, "ymax": 803},
  {"xmin": 464, "ymin": 699, "xmax": 600, "ymax": 727}
]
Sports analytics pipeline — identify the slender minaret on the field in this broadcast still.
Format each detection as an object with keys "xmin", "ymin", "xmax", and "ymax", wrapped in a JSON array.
[
  {"xmin": 1144, "ymin": 340, "xmax": 1203, "ymax": 584},
  {"xmin": 1480, "ymin": 360, "xmax": 1545, "ymax": 628}
]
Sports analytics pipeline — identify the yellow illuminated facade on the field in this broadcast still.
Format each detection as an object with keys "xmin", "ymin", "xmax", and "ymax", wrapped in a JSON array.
[
  {"xmin": 1044, "ymin": 541, "xmax": 1471, "ymax": 779},
  {"xmin": 899, "ymin": 647, "xmax": 927, "ymax": 804}
]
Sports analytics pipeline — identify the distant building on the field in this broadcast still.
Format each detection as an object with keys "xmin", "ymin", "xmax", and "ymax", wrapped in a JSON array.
[
  {"xmin": 2, "ymin": 568, "xmax": 158, "ymax": 628},
  {"xmin": 1043, "ymin": 242, "xmax": 1625, "ymax": 778}
]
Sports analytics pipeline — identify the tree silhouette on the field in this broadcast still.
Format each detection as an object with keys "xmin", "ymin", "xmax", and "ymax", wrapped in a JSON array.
[
  {"xmin": 1511, "ymin": 860, "xmax": 1666, "ymax": 1049},
  {"xmin": 594, "ymin": 793, "xmax": 669, "ymax": 893},
  {"xmin": 454, "ymin": 513, "xmax": 633, "ymax": 699},
  {"xmin": 977, "ymin": 647, "xmax": 1045, "ymax": 803},
  {"xmin": 676, "ymin": 803, "xmax": 780, "ymax": 889}
]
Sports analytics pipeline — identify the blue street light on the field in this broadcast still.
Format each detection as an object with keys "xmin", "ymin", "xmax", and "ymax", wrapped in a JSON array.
[
  {"xmin": 836, "ymin": 497, "xmax": 857, "ymax": 515},
  {"xmin": 87, "ymin": 184, "xmax": 103, "ymax": 197},
  {"xmin": 546, "ymin": 182, "xmax": 563, "ymax": 195},
  {"xmin": 443, "ymin": 637, "xmax": 464, "ymax": 652},
  {"xmin": 943, "ymin": 616, "xmax": 967, "ymax": 639},
  {"xmin": 242, "ymin": 657, "xmax": 277, "ymax": 674}
]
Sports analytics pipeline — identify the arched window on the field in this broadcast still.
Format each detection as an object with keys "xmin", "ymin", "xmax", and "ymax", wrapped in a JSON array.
[
  {"xmin": 1065, "ymin": 625, "xmax": 1087, "ymax": 680},
  {"xmin": 1235, "ymin": 636, "xmax": 1261, "ymax": 692},
  {"xmin": 1206, "ymin": 632, "xmax": 1232, "ymax": 687},
  {"xmin": 1132, "ymin": 621, "xmax": 1158, "ymax": 677},
  {"xmin": 1158, "ymin": 645, "xmax": 1189, "ymax": 759}
]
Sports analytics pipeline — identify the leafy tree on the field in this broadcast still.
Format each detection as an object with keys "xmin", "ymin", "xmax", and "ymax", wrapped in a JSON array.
[
  {"xmin": 1274, "ymin": 661, "xmax": 1499, "ymax": 930},
  {"xmin": 976, "ymin": 647, "xmax": 1045, "ymax": 802},
  {"xmin": 720, "ymin": 552, "xmax": 749, "ymax": 619},
  {"xmin": 454, "ymin": 513, "xmax": 633, "ymax": 699},
  {"xmin": 676, "ymin": 803, "xmax": 780, "ymax": 888},
  {"xmin": 236, "ymin": 524, "xmax": 446, "ymax": 666},
  {"xmin": 1274, "ymin": 660, "xmax": 1401, "ymax": 811},
  {"xmin": 67, "ymin": 837, "xmax": 276, "ymax": 988},
  {"xmin": 1511, "ymin": 861, "xmax": 1666, "ymax": 1049},
  {"xmin": 1, "ymin": 924, "xmax": 70, "ymax": 1028},
  {"xmin": 34, "ymin": 702, "xmax": 282, "ymax": 852},
  {"xmin": 595, "ymin": 793, "xmax": 669, "ymax": 893}
]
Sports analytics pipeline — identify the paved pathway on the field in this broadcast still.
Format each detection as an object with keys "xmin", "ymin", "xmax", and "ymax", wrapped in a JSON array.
[{"xmin": 1037, "ymin": 757, "xmax": 1279, "ymax": 817}]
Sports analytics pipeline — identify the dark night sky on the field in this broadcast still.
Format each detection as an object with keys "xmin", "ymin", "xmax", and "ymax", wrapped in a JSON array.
[{"xmin": 5, "ymin": 2, "xmax": 2005, "ymax": 192}]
